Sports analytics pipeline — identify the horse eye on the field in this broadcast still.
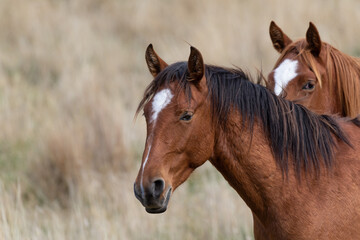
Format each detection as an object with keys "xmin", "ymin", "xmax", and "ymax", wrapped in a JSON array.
[
  {"xmin": 302, "ymin": 81, "xmax": 315, "ymax": 91},
  {"xmin": 180, "ymin": 111, "xmax": 193, "ymax": 121}
]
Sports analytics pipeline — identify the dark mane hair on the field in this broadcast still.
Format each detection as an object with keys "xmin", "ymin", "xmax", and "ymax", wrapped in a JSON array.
[{"xmin": 137, "ymin": 62, "xmax": 353, "ymax": 176}]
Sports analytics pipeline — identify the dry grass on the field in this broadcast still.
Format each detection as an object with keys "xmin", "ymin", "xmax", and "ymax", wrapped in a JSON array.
[{"xmin": 0, "ymin": 0, "xmax": 359, "ymax": 239}]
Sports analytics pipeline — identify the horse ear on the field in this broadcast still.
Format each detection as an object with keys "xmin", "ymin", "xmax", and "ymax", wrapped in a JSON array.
[
  {"xmin": 145, "ymin": 44, "xmax": 168, "ymax": 77},
  {"xmin": 269, "ymin": 21, "xmax": 293, "ymax": 53},
  {"xmin": 187, "ymin": 46, "xmax": 205, "ymax": 82},
  {"xmin": 306, "ymin": 22, "xmax": 322, "ymax": 56}
]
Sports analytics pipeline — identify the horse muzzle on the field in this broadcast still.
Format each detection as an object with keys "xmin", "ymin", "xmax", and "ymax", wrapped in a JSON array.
[{"xmin": 134, "ymin": 178, "xmax": 172, "ymax": 214}]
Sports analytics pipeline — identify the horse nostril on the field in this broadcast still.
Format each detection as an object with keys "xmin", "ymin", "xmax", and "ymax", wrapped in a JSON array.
[{"xmin": 152, "ymin": 178, "xmax": 165, "ymax": 198}]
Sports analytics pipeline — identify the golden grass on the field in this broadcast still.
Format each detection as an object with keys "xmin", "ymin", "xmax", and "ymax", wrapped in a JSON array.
[{"xmin": 0, "ymin": 0, "xmax": 360, "ymax": 239}]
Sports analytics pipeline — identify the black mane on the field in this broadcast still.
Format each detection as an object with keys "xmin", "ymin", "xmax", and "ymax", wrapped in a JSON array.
[{"xmin": 137, "ymin": 62, "xmax": 353, "ymax": 176}]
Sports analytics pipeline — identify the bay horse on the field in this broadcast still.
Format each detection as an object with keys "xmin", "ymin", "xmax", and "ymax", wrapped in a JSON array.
[
  {"xmin": 268, "ymin": 21, "xmax": 360, "ymax": 118},
  {"xmin": 134, "ymin": 44, "xmax": 360, "ymax": 239}
]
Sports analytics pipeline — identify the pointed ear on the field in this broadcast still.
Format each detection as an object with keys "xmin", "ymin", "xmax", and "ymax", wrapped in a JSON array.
[
  {"xmin": 306, "ymin": 22, "xmax": 321, "ymax": 56},
  {"xmin": 187, "ymin": 46, "xmax": 204, "ymax": 82},
  {"xmin": 269, "ymin": 21, "xmax": 293, "ymax": 53},
  {"xmin": 145, "ymin": 44, "xmax": 168, "ymax": 77}
]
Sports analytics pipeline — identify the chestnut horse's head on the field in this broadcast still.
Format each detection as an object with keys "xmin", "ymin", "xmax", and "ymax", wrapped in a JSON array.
[
  {"xmin": 268, "ymin": 21, "xmax": 360, "ymax": 117},
  {"xmin": 133, "ymin": 45, "xmax": 215, "ymax": 213},
  {"xmin": 267, "ymin": 21, "xmax": 334, "ymax": 115}
]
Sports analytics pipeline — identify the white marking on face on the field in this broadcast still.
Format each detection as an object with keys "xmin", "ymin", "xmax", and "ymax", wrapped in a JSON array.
[
  {"xmin": 151, "ymin": 88, "xmax": 173, "ymax": 122},
  {"xmin": 140, "ymin": 145, "xmax": 151, "ymax": 198},
  {"xmin": 273, "ymin": 59, "xmax": 298, "ymax": 96},
  {"xmin": 140, "ymin": 88, "xmax": 173, "ymax": 195}
]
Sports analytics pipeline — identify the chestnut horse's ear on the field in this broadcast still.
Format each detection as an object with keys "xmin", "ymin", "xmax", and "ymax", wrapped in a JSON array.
[
  {"xmin": 145, "ymin": 44, "xmax": 168, "ymax": 77},
  {"xmin": 187, "ymin": 46, "xmax": 204, "ymax": 82},
  {"xmin": 269, "ymin": 21, "xmax": 293, "ymax": 53},
  {"xmin": 306, "ymin": 22, "xmax": 322, "ymax": 56}
]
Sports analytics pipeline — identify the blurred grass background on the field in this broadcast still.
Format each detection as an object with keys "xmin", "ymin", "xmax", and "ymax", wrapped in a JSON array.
[{"xmin": 0, "ymin": 0, "xmax": 359, "ymax": 239}]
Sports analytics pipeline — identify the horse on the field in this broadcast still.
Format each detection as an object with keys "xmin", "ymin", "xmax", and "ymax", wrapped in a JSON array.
[
  {"xmin": 268, "ymin": 21, "xmax": 360, "ymax": 118},
  {"xmin": 133, "ymin": 44, "xmax": 360, "ymax": 239}
]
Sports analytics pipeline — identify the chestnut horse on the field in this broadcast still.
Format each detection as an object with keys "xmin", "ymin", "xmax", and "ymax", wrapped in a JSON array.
[
  {"xmin": 134, "ymin": 44, "xmax": 360, "ymax": 239},
  {"xmin": 268, "ymin": 21, "xmax": 360, "ymax": 118}
]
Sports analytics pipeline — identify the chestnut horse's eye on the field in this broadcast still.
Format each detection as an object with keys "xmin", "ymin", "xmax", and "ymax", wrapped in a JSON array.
[
  {"xmin": 180, "ymin": 111, "xmax": 193, "ymax": 121},
  {"xmin": 302, "ymin": 81, "xmax": 315, "ymax": 91}
]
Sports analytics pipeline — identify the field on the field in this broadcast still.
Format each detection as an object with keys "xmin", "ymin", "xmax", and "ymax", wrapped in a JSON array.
[{"xmin": 0, "ymin": 0, "xmax": 360, "ymax": 239}]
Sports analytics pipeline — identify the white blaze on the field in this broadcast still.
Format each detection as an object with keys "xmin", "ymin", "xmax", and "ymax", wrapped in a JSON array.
[
  {"xmin": 273, "ymin": 59, "xmax": 298, "ymax": 96},
  {"xmin": 140, "ymin": 88, "xmax": 174, "ymax": 194},
  {"xmin": 151, "ymin": 89, "xmax": 174, "ymax": 122},
  {"xmin": 140, "ymin": 145, "xmax": 151, "ymax": 198}
]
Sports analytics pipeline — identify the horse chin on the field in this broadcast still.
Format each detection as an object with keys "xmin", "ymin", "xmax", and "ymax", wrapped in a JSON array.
[
  {"xmin": 145, "ymin": 206, "xmax": 167, "ymax": 214},
  {"xmin": 145, "ymin": 187, "xmax": 172, "ymax": 214}
]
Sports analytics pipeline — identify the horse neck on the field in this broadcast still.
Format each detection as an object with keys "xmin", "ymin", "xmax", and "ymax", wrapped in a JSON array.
[{"xmin": 209, "ymin": 113, "xmax": 289, "ymax": 220}]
